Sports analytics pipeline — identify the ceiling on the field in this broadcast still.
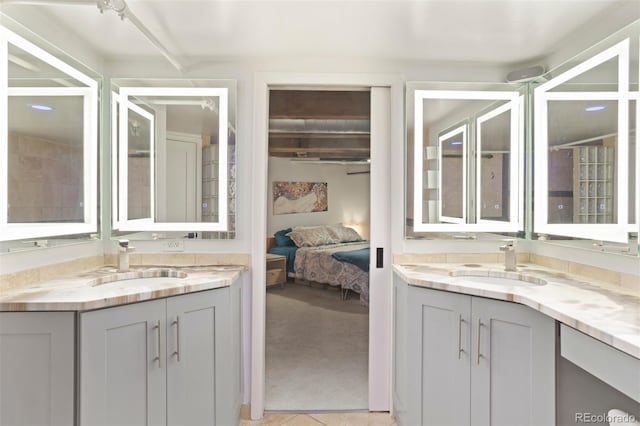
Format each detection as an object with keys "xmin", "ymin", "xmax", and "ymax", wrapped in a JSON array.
[
  {"xmin": 1, "ymin": 0, "xmax": 636, "ymax": 70},
  {"xmin": 1, "ymin": 0, "xmax": 637, "ymax": 154}
]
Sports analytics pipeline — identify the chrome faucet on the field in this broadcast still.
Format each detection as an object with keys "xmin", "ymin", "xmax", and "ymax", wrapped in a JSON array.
[
  {"xmin": 499, "ymin": 239, "xmax": 517, "ymax": 272},
  {"xmin": 118, "ymin": 239, "xmax": 135, "ymax": 272}
]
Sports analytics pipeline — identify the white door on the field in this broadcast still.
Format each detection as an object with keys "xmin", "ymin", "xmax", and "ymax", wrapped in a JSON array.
[
  {"xmin": 369, "ymin": 86, "xmax": 392, "ymax": 410},
  {"xmin": 166, "ymin": 139, "xmax": 198, "ymax": 222},
  {"xmin": 251, "ymin": 73, "xmax": 401, "ymax": 419}
]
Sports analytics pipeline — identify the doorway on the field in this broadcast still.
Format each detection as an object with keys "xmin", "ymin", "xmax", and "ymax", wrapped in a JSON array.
[
  {"xmin": 265, "ymin": 89, "xmax": 371, "ymax": 410},
  {"xmin": 251, "ymin": 72, "xmax": 397, "ymax": 420}
]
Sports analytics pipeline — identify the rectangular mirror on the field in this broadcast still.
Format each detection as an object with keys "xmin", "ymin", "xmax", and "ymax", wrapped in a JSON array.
[
  {"xmin": 0, "ymin": 25, "xmax": 98, "ymax": 241},
  {"xmin": 112, "ymin": 81, "xmax": 236, "ymax": 236},
  {"xmin": 534, "ymin": 37, "xmax": 636, "ymax": 243},
  {"xmin": 438, "ymin": 123, "xmax": 467, "ymax": 224},
  {"xmin": 408, "ymin": 84, "xmax": 523, "ymax": 235}
]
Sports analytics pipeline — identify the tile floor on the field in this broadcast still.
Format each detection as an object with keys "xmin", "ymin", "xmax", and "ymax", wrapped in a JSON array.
[{"xmin": 240, "ymin": 412, "xmax": 397, "ymax": 426}]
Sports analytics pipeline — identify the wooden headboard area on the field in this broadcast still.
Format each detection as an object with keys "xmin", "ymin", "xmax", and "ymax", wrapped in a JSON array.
[{"xmin": 266, "ymin": 237, "xmax": 276, "ymax": 252}]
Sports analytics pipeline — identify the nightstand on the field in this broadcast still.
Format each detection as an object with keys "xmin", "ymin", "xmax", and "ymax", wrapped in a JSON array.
[{"xmin": 266, "ymin": 253, "xmax": 287, "ymax": 287}]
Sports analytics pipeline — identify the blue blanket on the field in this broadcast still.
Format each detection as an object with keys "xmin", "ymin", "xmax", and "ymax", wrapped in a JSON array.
[
  {"xmin": 332, "ymin": 248, "xmax": 370, "ymax": 272},
  {"xmin": 268, "ymin": 246, "xmax": 298, "ymax": 274}
]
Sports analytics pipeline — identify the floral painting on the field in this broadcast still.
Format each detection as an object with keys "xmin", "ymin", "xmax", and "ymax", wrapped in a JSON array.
[{"xmin": 273, "ymin": 181, "xmax": 328, "ymax": 215}]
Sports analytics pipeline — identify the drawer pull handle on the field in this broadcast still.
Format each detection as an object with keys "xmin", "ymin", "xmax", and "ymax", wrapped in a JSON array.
[
  {"xmin": 172, "ymin": 316, "xmax": 181, "ymax": 362},
  {"xmin": 476, "ymin": 319, "xmax": 484, "ymax": 365},
  {"xmin": 153, "ymin": 320, "xmax": 161, "ymax": 367},
  {"xmin": 457, "ymin": 314, "xmax": 466, "ymax": 359}
]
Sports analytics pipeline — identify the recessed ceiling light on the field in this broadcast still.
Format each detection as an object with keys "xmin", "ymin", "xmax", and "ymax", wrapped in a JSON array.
[
  {"xmin": 585, "ymin": 105, "xmax": 606, "ymax": 112},
  {"xmin": 450, "ymin": 140, "xmax": 463, "ymax": 146},
  {"xmin": 30, "ymin": 104, "xmax": 53, "ymax": 111}
]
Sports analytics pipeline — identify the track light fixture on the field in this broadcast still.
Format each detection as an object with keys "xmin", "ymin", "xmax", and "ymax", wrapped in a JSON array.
[{"xmin": 96, "ymin": 0, "xmax": 127, "ymax": 19}]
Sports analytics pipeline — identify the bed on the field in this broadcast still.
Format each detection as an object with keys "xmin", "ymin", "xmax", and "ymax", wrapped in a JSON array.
[{"xmin": 268, "ymin": 224, "xmax": 370, "ymax": 306}]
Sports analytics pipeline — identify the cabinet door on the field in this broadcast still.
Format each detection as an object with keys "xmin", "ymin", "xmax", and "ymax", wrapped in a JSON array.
[
  {"xmin": 0, "ymin": 312, "xmax": 74, "ymax": 426},
  {"xmin": 166, "ymin": 284, "xmax": 241, "ymax": 426},
  {"xmin": 470, "ymin": 297, "xmax": 555, "ymax": 426},
  {"xmin": 80, "ymin": 300, "xmax": 166, "ymax": 426},
  {"xmin": 408, "ymin": 287, "xmax": 471, "ymax": 426}
]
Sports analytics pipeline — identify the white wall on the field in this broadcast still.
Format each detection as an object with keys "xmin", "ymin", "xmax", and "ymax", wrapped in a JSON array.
[{"xmin": 267, "ymin": 157, "xmax": 370, "ymax": 239}]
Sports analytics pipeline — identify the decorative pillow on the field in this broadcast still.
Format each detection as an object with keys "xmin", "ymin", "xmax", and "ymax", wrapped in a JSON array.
[
  {"xmin": 327, "ymin": 224, "xmax": 363, "ymax": 242},
  {"xmin": 274, "ymin": 228, "xmax": 294, "ymax": 246},
  {"xmin": 287, "ymin": 225, "xmax": 339, "ymax": 247}
]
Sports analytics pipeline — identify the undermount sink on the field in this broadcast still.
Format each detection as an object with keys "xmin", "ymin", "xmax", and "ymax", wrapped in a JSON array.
[
  {"xmin": 90, "ymin": 269, "xmax": 188, "ymax": 287},
  {"xmin": 450, "ymin": 271, "xmax": 547, "ymax": 287}
]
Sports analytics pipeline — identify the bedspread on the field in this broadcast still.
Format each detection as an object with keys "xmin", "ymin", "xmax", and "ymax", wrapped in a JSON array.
[{"xmin": 293, "ymin": 241, "xmax": 370, "ymax": 305}]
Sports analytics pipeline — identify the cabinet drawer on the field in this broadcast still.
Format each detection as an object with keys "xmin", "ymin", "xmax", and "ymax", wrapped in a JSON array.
[
  {"xmin": 561, "ymin": 324, "xmax": 640, "ymax": 402},
  {"xmin": 266, "ymin": 268, "xmax": 285, "ymax": 286}
]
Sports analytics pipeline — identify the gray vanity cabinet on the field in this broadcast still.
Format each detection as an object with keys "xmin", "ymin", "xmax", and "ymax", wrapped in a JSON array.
[
  {"xmin": 79, "ymin": 283, "xmax": 242, "ymax": 426},
  {"xmin": 394, "ymin": 275, "xmax": 555, "ymax": 426},
  {"xmin": 79, "ymin": 298, "xmax": 167, "ymax": 425},
  {"xmin": 0, "ymin": 312, "xmax": 75, "ymax": 426},
  {"xmin": 166, "ymin": 284, "xmax": 242, "ymax": 426}
]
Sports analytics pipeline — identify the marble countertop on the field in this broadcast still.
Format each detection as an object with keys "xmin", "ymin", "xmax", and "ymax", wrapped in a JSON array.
[
  {"xmin": 0, "ymin": 265, "xmax": 243, "ymax": 312},
  {"xmin": 393, "ymin": 263, "xmax": 640, "ymax": 359}
]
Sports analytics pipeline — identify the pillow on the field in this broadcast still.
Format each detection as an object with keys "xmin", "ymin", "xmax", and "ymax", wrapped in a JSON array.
[
  {"xmin": 274, "ymin": 228, "xmax": 294, "ymax": 246},
  {"xmin": 286, "ymin": 226, "xmax": 339, "ymax": 247},
  {"xmin": 327, "ymin": 224, "xmax": 363, "ymax": 242}
]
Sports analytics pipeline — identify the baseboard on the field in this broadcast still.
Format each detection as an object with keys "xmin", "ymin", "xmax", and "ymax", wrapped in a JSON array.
[{"xmin": 240, "ymin": 403, "xmax": 251, "ymax": 421}]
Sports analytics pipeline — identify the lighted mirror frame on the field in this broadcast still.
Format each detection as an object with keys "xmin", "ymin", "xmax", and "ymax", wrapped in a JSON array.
[
  {"xmin": 438, "ymin": 123, "xmax": 467, "ymax": 224},
  {"xmin": 413, "ymin": 89, "xmax": 522, "ymax": 232},
  {"xmin": 115, "ymin": 87, "xmax": 228, "ymax": 232},
  {"xmin": 112, "ymin": 93, "xmax": 155, "ymax": 229},
  {"xmin": 534, "ymin": 38, "xmax": 634, "ymax": 243},
  {"xmin": 0, "ymin": 26, "xmax": 98, "ymax": 241},
  {"xmin": 475, "ymin": 98, "xmax": 522, "ymax": 228}
]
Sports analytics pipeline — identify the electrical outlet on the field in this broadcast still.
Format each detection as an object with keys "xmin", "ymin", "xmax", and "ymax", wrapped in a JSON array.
[{"xmin": 162, "ymin": 239, "xmax": 185, "ymax": 252}]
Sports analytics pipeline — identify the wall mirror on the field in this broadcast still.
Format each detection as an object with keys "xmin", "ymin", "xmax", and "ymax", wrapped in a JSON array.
[
  {"xmin": 534, "ymin": 29, "xmax": 638, "ymax": 246},
  {"xmin": 112, "ymin": 79, "xmax": 236, "ymax": 239},
  {"xmin": 406, "ymin": 82, "xmax": 524, "ymax": 236},
  {"xmin": 0, "ymin": 24, "xmax": 99, "ymax": 244}
]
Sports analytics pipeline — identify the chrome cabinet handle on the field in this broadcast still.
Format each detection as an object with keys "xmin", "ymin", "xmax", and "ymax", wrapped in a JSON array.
[
  {"xmin": 476, "ymin": 318, "xmax": 483, "ymax": 365},
  {"xmin": 172, "ymin": 316, "xmax": 181, "ymax": 362},
  {"xmin": 457, "ymin": 314, "xmax": 466, "ymax": 359},
  {"xmin": 153, "ymin": 320, "xmax": 161, "ymax": 367}
]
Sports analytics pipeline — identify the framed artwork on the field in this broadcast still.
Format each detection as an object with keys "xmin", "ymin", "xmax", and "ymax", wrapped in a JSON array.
[{"xmin": 273, "ymin": 181, "xmax": 328, "ymax": 215}]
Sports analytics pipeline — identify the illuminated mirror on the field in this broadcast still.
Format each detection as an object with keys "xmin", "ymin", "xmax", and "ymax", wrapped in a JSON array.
[
  {"xmin": 438, "ymin": 123, "xmax": 467, "ymax": 224},
  {"xmin": 0, "ymin": 25, "xmax": 98, "ymax": 242},
  {"xmin": 407, "ymin": 84, "xmax": 523, "ymax": 235},
  {"xmin": 113, "ymin": 81, "xmax": 236, "ymax": 236},
  {"xmin": 534, "ymin": 37, "xmax": 637, "ymax": 243}
]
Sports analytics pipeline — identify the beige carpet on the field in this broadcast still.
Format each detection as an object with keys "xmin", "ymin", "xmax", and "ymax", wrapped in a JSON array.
[{"xmin": 265, "ymin": 283, "xmax": 369, "ymax": 411}]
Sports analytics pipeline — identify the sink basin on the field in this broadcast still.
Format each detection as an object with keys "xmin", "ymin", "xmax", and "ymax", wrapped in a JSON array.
[
  {"xmin": 90, "ymin": 269, "xmax": 188, "ymax": 287},
  {"xmin": 455, "ymin": 275, "xmax": 547, "ymax": 287},
  {"xmin": 449, "ymin": 270, "xmax": 547, "ymax": 287}
]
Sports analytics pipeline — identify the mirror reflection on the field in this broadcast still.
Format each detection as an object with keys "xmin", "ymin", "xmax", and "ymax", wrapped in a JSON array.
[
  {"xmin": 407, "ymin": 84, "xmax": 523, "ymax": 236},
  {"xmin": 534, "ymin": 34, "xmax": 637, "ymax": 244},
  {"xmin": 477, "ymin": 104, "xmax": 513, "ymax": 223},
  {"xmin": 1, "ymin": 25, "xmax": 99, "ymax": 242},
  {"xmin": 112, "ymin": 81, "xmax": 236, "ymax": 238},
  {"xmin": 438, "ymin": 124, "xmax": 466, "ymax": 223}
]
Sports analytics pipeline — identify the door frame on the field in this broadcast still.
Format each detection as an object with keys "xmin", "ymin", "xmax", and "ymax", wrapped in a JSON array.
[{"xmin": 250, "ymin": 72, "xmax": 403, "ymax": 419}]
